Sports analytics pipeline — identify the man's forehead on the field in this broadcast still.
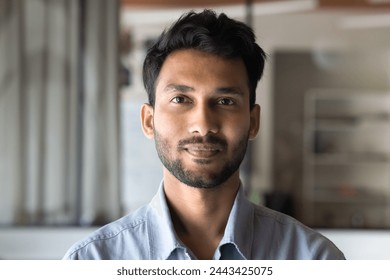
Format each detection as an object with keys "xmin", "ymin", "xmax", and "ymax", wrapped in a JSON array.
[{"xmin": 162, "ymin": 83, "xmax": 245, "ymax": 96}]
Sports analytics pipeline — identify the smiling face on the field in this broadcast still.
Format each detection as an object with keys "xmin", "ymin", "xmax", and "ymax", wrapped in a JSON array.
[{"xmin": 141, "ymin": 49, "xmax": 260, "ymax": 189}]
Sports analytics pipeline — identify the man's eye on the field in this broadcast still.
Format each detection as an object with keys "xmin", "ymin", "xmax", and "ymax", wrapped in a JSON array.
[
  {"xmin": 217, "ymin": 98, "xmax": 235, "ymax": 105},
  {"xmin": 170, "ymin": 96, "xmax": 187, "ymax": 104}
]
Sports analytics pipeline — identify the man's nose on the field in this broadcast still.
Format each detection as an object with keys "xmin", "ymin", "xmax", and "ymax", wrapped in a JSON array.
[{"xmin": 188, "ymin": 103, "xmax": 219, "ymax": 136}]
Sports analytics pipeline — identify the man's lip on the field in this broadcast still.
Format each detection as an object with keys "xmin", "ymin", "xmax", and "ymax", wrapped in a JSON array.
[{"xmin": 183, "ymin": 144, "xmax": 222, "ymax": 157}]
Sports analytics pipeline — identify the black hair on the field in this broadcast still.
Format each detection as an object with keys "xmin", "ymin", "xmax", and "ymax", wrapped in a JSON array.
[{"xmin": 142, "ymin": 9, "xmax": 266, "ymax": 109}]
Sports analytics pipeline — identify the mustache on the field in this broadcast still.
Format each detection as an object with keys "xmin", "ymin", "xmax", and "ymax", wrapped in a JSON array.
[{"xmin": 178, "ymin": 135, "xmax": 227, "ymax": 149}]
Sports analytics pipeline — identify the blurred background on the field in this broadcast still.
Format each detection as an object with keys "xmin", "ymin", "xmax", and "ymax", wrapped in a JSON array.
[{"xmin": 1, "ymin": 0, "xmax": 390, "ymax": 259}]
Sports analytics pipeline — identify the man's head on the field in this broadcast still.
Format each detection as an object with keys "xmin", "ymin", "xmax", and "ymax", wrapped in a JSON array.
[
  {"xmin": 141, "ymin": 10, "xmax": 265, "ymax": 189},
  {"xmin": 143, "ymin": 9, "xmax": 266, "ymax": 110}
]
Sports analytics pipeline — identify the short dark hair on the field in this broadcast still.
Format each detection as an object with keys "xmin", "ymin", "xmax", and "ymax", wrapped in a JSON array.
[{"xmin": 142, "ymin": 9, "xmax": 266, "ymax": 109}]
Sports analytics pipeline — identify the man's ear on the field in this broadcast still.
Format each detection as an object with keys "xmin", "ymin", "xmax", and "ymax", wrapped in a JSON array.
[
  {"xmin": 141, "ymin": 103, "xmax": 154, "ymax": 139},
  {"xmin": 249, "ymin": 104, "xmax": 260, "ymax": 140}
]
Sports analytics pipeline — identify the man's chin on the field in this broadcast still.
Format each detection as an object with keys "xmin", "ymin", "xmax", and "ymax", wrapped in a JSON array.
[{"xmin": 174, "ymin": 170, "xmax": 229, "ymax": 189}]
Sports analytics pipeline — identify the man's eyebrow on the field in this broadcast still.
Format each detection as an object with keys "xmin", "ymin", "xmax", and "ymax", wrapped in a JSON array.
[
  {"xmin": 164, "ymin": 84, "xmax": 194, "ymax": 93},
  {"xmin": 215, "ymin": 87, "xmax": 244, "ymax": 95},
  {"xmin": 164, "ymin": 84, "xmax": 244, "ymax": 95}
]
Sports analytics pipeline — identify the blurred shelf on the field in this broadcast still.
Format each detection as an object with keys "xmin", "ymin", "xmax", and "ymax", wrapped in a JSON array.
[{"xmin": 303, "ymin": 89, "xmax": 390, "ymax": 229}]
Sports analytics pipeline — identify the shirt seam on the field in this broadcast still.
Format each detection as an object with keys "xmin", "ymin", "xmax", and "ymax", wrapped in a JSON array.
[
  {"xmin": 253, "ymin": 204, "xmax": 301, "ymax": 226},
  {"xmin": 67, "ymin": 218, "xmax": 147, "ymax": 257}
]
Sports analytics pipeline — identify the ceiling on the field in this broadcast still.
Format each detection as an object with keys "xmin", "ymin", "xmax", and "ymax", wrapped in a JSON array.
[{"xmin": 121, "ymin": 0, "xmax": 390, "ymax": 9}]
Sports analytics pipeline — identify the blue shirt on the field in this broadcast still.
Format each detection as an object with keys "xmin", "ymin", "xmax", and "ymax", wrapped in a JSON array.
[{"xmin": 63, "ymin": 182, "xmax": 345, "ymax": 260}]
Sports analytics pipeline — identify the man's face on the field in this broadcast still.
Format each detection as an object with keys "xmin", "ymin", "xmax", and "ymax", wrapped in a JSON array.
[{"xmin": 142, "ymin": 49, "xmax": 260, "ymax": 188}]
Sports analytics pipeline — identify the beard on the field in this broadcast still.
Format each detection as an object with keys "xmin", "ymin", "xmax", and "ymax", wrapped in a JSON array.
[{"xmin": 154, "ymin": 130, "xmax": 249, "ymax": 189}]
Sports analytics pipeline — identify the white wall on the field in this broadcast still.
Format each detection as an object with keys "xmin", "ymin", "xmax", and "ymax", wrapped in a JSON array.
[{"xmin": 320, "ymin": 229, "xmax": 390, "ymax": 260}]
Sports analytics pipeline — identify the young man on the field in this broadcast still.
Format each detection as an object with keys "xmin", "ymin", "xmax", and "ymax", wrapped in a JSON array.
[{"xmin": 64, "ymin": 9, "xmax": 345, "ymax": 260}]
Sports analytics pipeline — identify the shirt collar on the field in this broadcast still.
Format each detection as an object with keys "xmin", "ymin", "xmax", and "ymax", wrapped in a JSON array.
[
  {"xmin": 218, "ymin": 185, "xmax": 254, "ymax": 260},
  {"xmin": 148, "ymin": 181, "xmax": 254, "ymax": 260},
  {"xmin": 148, "ymin": 181, "xmax": 188, "ymax": 260}
]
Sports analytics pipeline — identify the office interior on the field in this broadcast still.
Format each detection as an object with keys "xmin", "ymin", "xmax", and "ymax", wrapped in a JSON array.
[{"xmin": 1, "ymin": 0, "xmax": 390, "ymax": 259}]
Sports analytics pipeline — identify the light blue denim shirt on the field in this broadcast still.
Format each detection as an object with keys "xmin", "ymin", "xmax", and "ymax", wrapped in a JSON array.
[{"xmin": 63, "ymin": 181, "xmax": 345, "ymax": 260}]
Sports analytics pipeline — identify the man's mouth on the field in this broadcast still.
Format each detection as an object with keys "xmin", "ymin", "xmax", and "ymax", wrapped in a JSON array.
[
  {"xmin": 178, "ymin": 135, "xmax": 227, "ymax": 159},
  {"xmin": 184, "ymin": 144, "xmax": 222, "ymax": 158}
]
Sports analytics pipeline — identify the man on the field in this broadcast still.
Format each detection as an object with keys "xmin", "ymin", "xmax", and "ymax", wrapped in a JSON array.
[{"xmin": 64, "ymin": 9, "xmax": 345, "ymax": 260}]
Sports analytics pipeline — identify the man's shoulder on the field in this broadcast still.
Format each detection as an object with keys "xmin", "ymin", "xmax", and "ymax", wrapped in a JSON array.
[
  {"xmin": 250, "ymin": 204, "xmax": 345, "ymax": 259},
  {"xmin": 252, "ymin": 203, "xmax": 303, "ymax": 226},
  {"xmin": 63, "ymin": 205, "xmax": 153, "ymax": 259}
]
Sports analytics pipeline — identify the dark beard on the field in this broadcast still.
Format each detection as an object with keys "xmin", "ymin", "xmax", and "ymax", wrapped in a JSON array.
[{"xmin": 154, "ymin": 131, "xmax": 249, "ymax": 189}]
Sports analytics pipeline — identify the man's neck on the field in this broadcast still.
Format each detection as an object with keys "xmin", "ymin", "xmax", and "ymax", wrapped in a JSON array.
[{"xmin": 163, "ymin": 170, "xmax": 240, "ymax": 259}]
